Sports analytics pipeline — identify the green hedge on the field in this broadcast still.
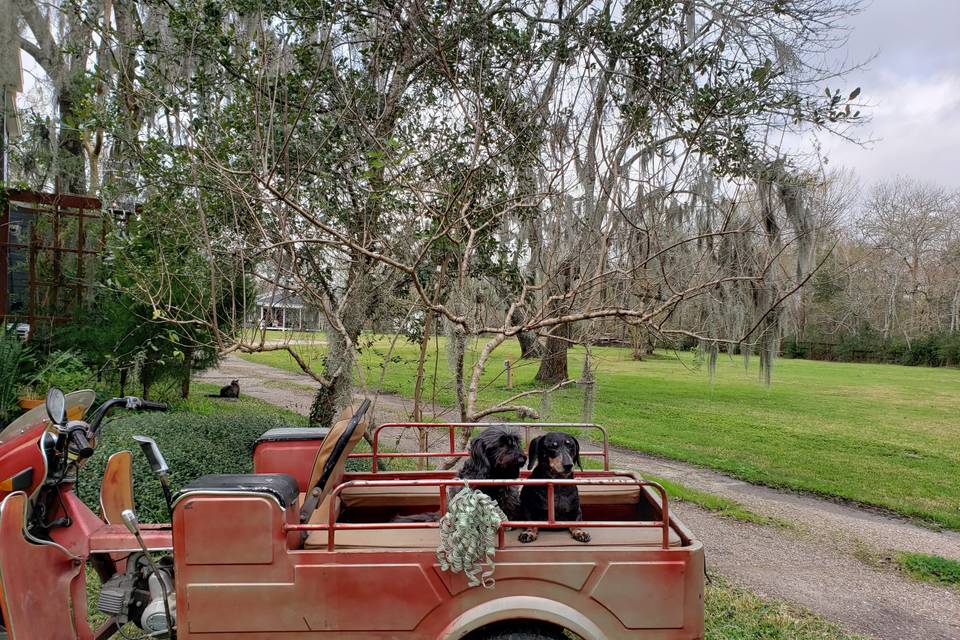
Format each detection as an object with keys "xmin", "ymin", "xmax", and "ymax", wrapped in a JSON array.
[
  {"xmin": 77, "ymin": 412, "xmax": 310, "ymax": 523},
  {"xmin": 782, "ymin": 331, "xmax": 960, "ymax": 367}
]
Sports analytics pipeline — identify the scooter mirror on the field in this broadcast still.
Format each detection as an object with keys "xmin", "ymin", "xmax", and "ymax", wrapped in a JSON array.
[
  {"xmin": 133, "ymin": 435, "xmax": 169, "ymax": 476},
  {"xmin": 45, "ymin": 388, "xmax": 67, "ymax": 426}
]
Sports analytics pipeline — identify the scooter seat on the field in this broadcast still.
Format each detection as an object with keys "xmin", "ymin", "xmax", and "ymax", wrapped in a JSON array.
[
  {"xmin": 255, "ymin": 427, "xmax": 330, "ymax": 445},
  {"xmin": 174, "ymin": 474, "xmax": 299, "ymax": 508}
]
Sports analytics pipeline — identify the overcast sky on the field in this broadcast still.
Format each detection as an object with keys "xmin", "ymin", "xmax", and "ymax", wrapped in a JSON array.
[{"xmin": 817, "ymin": 0, "xmax": 960, "ymax": 190}]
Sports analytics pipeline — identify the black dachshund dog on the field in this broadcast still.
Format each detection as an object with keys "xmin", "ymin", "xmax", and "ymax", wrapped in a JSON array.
[
  {"xmin": 393, "ymin": 427, "xmax": 526, "ymax": 522},
  {"xmin": 452, "ymin": 427, "xmax": 526, "ymax": 519},
  {"xmin": 518, "ymin": 432, "xmax": 591, "ymax": 543}
]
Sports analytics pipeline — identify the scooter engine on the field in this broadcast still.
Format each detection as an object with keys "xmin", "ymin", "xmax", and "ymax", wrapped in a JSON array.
[{"xmin": 97, "ymin": 553, "xmax": 176, "ymax": 632}]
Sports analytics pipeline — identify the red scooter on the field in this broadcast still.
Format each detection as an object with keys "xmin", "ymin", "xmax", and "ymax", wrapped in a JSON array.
[{"xmin": 0, "ymin": 389, "xmax": 170, "ymax": 638}]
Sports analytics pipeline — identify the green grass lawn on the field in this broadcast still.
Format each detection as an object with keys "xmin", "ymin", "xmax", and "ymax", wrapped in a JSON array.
[
  {"xmin": 237, "ymin": 328, "xmax": 325, "ymax": 343},
  {"xmin": 704, "ymin": 578, "xmax": 866, "ymax": 639},
  {"xmin": 895, "ymin": 553, "xmax": 960, "ymax": 587},
  {"xmin": 241, "ymin": 335, "xmax": 960, "ymax": 529}
]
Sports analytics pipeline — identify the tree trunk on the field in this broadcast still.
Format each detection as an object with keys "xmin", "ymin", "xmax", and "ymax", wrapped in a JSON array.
[
  {"xmin": 412, "ymin": 309, "xmax": 435, "ymax": 422},
  {"xmin": 308, "ymin": 325, "xmax": 356, "ymax": 428},
  {"xmin": 57, "ymin": 90, "xmax": 86, "ymax": 194},
  {"xmin": 180, "ymin": 349, "xmax": 192, "ymax": 399},
  {"xmin": 536, "ymin": 327, "xmax": 569, "ymax": 383},
  {"xmin": 512, "ymin": 306, "xmax": 544, "ymax": 359},
  {"xmin": 535, "ymin": 257, "xmax": 575, "ymax": 383},
  {"xmin": 412, "ymin": 310, "xmax": 435, "ymax": 467},
  {"xmin": 309, "ymin": 373, "xmax": 350, "ymax": 427},
  {"xmin": 308, "ymin": 289, "xmax": 366, "ymax": 427},
  {"xmin": 518, "ymin": 331, "xmax": 544, "ymax": 359}
]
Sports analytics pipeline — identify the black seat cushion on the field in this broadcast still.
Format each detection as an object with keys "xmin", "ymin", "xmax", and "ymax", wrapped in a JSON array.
[
  {"xmin": 175, "ymin": 474, "xmax": 299, "ymax": 508},
  {"xmin": 255, "ymin": 427, "xmax": 329, "ymax": 445}
]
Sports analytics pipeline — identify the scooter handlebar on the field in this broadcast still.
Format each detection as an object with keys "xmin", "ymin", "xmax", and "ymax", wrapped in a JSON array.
[{"xmin": 138, "ymin": 400, "xmax": 169, "ymax": 412}]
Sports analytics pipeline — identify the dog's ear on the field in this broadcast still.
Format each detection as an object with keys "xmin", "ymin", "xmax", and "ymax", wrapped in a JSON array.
[
  {"xmin": 526, "ymin": 436, "xmax": 542, "ymax": 470},
  {"xmin": 571, "ymin": 436, "xmax": 582, "ymax": 470},
  {"xmin": 467, "ymin": 436, "xmax": 490, "ymax": 477}
]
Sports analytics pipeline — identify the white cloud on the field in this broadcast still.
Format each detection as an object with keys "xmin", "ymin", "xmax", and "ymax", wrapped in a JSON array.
[{"xmin": 820, "ymin": 72, "xmax": 960, "ymax": 189}]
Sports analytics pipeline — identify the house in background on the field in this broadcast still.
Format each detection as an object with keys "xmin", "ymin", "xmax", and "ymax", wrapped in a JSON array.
[{"xmin": 254, "ymin": 291, "xmax": 321, "ymax": 331}]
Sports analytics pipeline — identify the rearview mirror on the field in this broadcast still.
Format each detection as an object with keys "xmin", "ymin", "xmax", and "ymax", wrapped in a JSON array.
[
  {"xmin": 45, "ymin": 388, "xmax": 67, "ymax": 425},
  {"xmin": 132, "ymin": 435, "xmax": 169, "ymax": 476}
]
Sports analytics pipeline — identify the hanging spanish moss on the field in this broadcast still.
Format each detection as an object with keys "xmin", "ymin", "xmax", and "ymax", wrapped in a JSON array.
[
  {"xmin": 698, "ymin": 339, "xmax": 719, "ymax": 383},
  {"xmin": 538, "ymin": 385, "xmax": 552, "ymax": 420},
  {"xmin": 580, "ymin": 350, "xmax": 596, "ymax": 423},
  {"xmin": 758, "ymin": 326, "xmax": 779, "ymax": 388},
  {"xmin": 445, "ymin": 318, "xmax": 467, "ymax": 421}
]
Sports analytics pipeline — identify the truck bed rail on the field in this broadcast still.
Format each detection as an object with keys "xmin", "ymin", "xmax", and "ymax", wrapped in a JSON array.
[
  {"xmin": 284, "ymin": 476, "xmax": 671, "ymax": 551},
  {"xmin": 352, "ymin": 422, "xmax": 611, "ymax": 471}
]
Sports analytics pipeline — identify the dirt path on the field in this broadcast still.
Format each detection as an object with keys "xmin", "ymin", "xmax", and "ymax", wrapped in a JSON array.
[{"xmin": 199, "ymin": 356, "xmax": 960, "ymax": 640}]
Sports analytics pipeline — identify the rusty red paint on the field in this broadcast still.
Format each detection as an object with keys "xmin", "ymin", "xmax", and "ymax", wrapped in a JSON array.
[
  {"xmin": 253, "ymin": 439, "xmax": 322, "ymax": 490},
  {"xmin": 0, "ymin": 492, "xmax": 84, "ymax": 640},
  {"xmin": 0, "ymin": 423, "xmax": 47, "ymax": 502},
  {"xmin": 88, "ymin": 524, "xmax": 173, "ymax": 553},
  {"xmin": 172, "ymin": 487, "xmax": 703, "ymax": 639},
  {"xmin": 50, "ymin": 490, "xmax": 107, "ymax": 555}
]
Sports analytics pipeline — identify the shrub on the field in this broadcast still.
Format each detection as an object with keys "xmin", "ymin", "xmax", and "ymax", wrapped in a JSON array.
[
  {"xmin": 37, "ymin": 351, "xmax": 94, "ymax": 394},
  {"xmin": 781, "ymin": 336, "xmax": 807, "ymax": 360},
  {"xmin": 0, "ymin": 326, "xmax": 32, "ymax": 424},
  {"xmin": 77, "ymin": 411, "xmax": 307, "ymax": 522},
  {"xmin": 783, "ymin": 330, "xmax": 960, "ymax": 368}
]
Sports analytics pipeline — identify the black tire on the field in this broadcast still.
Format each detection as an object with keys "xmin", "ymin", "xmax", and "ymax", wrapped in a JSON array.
[{"xmin": 463, "ymin": 620, "xmax": 570, "ymax": 640}]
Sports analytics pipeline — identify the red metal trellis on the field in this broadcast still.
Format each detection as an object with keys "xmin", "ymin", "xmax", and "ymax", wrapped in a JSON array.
[{"xmin": 1, "ymin": 189, "xmax": 126, "ymax": 329}]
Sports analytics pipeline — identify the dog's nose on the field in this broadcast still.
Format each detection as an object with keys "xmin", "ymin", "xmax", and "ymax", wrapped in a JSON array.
[{"xmin": 563, "ymin": 463, "xmax": 573, "ymax": 472}]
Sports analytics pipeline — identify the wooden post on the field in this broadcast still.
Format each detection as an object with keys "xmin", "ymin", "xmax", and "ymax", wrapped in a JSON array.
[{"xmin": 504, "ymin": 360, "xmax": 512, "ymax": 389}]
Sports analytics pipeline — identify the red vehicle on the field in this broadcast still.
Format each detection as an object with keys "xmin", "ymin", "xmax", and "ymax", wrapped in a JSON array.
[{"xmin": 0, "ymin": 389, "xmax": 705, "ymax": 639}]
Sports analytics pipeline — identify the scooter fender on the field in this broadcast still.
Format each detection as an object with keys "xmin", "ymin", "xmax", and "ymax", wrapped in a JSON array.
[{"xmin": 0, "ymin": 491, "xmax": 85, "ymax": 640}]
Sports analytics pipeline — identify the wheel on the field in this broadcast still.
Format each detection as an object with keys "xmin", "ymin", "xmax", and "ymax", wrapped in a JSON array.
[{"xmin": 464, "ymin": 620, "xmax": 571, "ymax": 640}]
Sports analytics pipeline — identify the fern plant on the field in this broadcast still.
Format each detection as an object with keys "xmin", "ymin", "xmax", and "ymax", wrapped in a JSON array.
[
  {"xmin": 0, "ymin": 327, "xmax": 88, "ymax": 426},
  {"xmin": 0, "ymin": 325, "xmax": 31, "ymax": 424}
]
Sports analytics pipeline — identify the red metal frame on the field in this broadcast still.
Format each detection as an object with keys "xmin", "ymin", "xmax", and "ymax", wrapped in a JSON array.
[
  {"xmin": 283, "ymin": 476, "xmax": 671, "ymax": 551},
  {"xmin": 359, "ymin": 422, "xmax": 611, "ymax": 471}
]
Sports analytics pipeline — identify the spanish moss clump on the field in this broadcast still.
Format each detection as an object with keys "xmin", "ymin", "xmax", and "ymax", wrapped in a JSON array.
[
  {"xmin": 538, "ymin": 386, "xmax": 552, "ymax": 420},
  {"xmin": 758, "ymin": 327, "xmax": 780, "ymax": 388},
  {"xmin": 445, "ymin": 318, "xmax": 467, "ymax": 420},
  {"xmin": 707, "ymin": 341, "xmax": 719, "ymax": 384},
  {"xmin": 580, "ymin": 351, "xmax": 596, "ymax": 423}
]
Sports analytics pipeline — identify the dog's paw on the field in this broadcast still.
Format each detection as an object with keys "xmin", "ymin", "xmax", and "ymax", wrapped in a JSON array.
[
  {"xmin": 518, "ymin": 528, "xmax": 538, "ymax": 543},
  {"xmin": 570, "ymin": 528, "xmax": 591, "ymax": 543}
]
